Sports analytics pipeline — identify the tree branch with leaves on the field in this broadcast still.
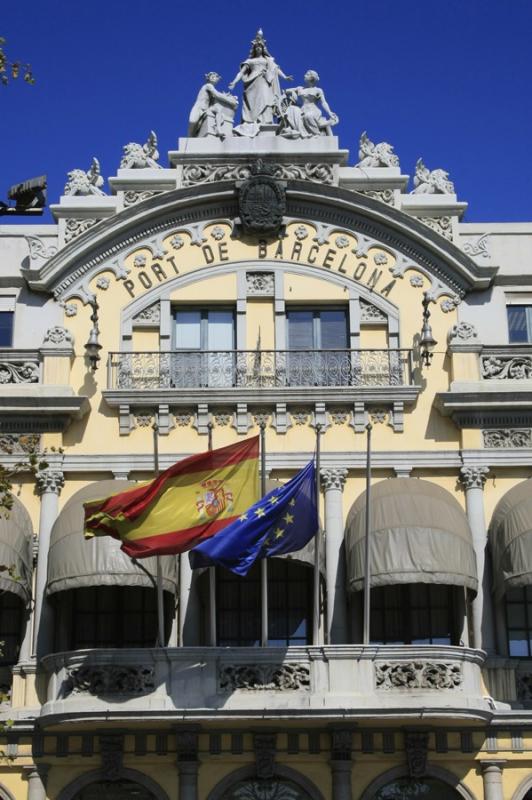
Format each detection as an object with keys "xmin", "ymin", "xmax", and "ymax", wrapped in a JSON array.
[{"xmin": 0, "ymin": 37, "xmax": 35, "ymax": 86}]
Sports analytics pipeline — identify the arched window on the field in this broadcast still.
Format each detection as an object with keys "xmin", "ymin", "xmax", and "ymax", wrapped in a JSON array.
[
  {"xmin": 374, "ymin": 777, "xmax": 462, "ymax": 799},
  {"xmin": 221, "ymin": 779, "xmax": 312, "ymax": 800},
  {"xmin": 214, "ymin": 560, "xmax": 312, "ymax": 647},
  {"xmin": 72, "ymin": 780, "xmax": 156, "ymax": 800}
]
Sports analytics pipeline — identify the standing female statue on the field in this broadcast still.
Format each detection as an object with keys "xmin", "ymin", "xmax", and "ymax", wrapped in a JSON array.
[
  {"xmin": 279, "ymin": 70, "xmax": 339, "ymax": 139},
  {"xmin": 229, "ymin": 30, "xmax": 292, "ymax": 136}
]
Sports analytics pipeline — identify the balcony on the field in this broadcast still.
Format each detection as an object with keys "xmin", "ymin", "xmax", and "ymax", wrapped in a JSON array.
[{"xmin": 38, "ymin": 645, "xmax": 491, "ymax": 725}]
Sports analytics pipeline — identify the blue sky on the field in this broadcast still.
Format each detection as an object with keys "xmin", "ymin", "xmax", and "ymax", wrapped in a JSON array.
[{"xmin": 1, "ymin": 0, "xmax": 531, "ymax": 222}]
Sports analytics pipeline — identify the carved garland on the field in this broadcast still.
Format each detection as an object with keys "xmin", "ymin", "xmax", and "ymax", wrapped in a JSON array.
[
  {"xmin": 219, "ymin": 663, "xmax": 310, "ymax": 692},
  {"xmin": 65, "ymin": 665, "xmax": 155, "ymax": 695},
  {"xmin": 375, "ymin": 661, "xmax": 462, "ymax": 690}
]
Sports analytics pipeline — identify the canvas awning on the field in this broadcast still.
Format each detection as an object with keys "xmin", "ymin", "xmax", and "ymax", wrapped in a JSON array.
[
  {"xmin": 0, "ymin": 495, "xmax": 32, "ymax": 603},
  {"xmin": 345, "ymin": 478, "xmax": 477, "ymax": 593},
  {"xmin": 489, "ymin": 478, "xmax": 532, "ymax": 599},
  {"xmin": 46, "ymin": 480, "xmax": 178, "ymax": 596}
]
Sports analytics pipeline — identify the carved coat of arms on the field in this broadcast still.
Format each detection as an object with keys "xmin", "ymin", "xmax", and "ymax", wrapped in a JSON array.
[
  {"xmin": 238, "ymin": 160, "xmax": 286, "ymax": 235},
  {"xmin": 196, "ymin": 479, "xmax": 234, "ymax": 520}
]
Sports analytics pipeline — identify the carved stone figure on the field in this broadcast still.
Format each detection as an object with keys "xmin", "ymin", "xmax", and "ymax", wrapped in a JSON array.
[
  {"xmin": 411, "ymin": 158, "xmax": 455, "ymax": 194},
  {"xmin": 279, "ymin": 70, "xmax": 338, "ymax": 139},
  {"xmin": 229, "ymin": 30, "xmax": 292, "ymax": 137},
  {"xmin": 119, "ymin": 131, "xmax": 162, "ymax": 169},
  {"xmin": 188, "ymin": 72, "xmax": 238, "ymax": 139},
  {"xmin": 238, "ymin": 160, "xmax": 286, "ymax": 234},
  {"xmin": 356, "ymin": 131, "xmax": 400, "ymax": 168},
  {"xmin": 64, "ymin": 157, "xmax": 105, "ymax": 196}
]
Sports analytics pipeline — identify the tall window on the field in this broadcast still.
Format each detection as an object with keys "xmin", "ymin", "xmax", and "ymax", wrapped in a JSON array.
[
  {"xmin": 370, "ymin": 584, "xmax": 455, "ymax": 645},
  {"xmin": 173, "ymin": 308, "xmax": 235, "ymax": 387},
  {"xmin": 0, "ymin": 311, "xmax": 13, "ymax": 347},
  {"xmin": 286, "ymin": 308, "xmax": 348, "ymax": 386},
  {"xmin": 216, "ymin": 561, "xmax": 312, "ymax": 647},
  {"xmin": 505, "ymin": 586, "xmax": 532, "ymax": 656},
  {"xmin": 507, "ymin": 305, "xmax": 532, "ymax": 343}
]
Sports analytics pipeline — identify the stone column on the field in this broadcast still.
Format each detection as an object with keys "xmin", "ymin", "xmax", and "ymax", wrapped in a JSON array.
[
  {"xmin": 22, "ymin": 763, "xmax": 49, "ymax": 800},
  {"xmin": 330, "ymin": 730, "xmax": 353, "ymax": 800},
  {"xmin": 459, "ymin": 466, "xmax": 495, "ymax": 652},
  {"xmin": 33, "ymin": 469, "xmax": 64, "ymax": 658},
  {"xmin": 179, "ymin": 554, "xmax": 201, "ymax": 646},
  {"xmin": 176, "ymin": 730, "xmax": 199, "ymax": 800},
  {"xmin": 480, "ymin": 760, "xmax": 506, "ymax": 800},
  {"xmin": 321, "ymin": 469, "xmax": 348, "ymax": 644}
]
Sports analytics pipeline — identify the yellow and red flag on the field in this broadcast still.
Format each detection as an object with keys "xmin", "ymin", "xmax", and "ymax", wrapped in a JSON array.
[{"xmin": 84, "ymin": 436, "xmax": 259, "ymax": 558}]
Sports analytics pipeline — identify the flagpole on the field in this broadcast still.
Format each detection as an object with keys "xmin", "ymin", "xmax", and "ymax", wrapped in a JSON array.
[
  {"xmin": 363, "ymin": 422, "xmax": 373, "ymax": 645},
  {"xmin": 260, "ymin": 422, "xmax": 268, "ymax": 648},
  {"xmin": 312, "ymin": 423, "xmax": 322, "ymax": 646},
  {"xmin": 207, "ymin": 421, "xmax": 217, "ymax": 647},
  {"xmin": 152, "ymin": 420, "xmax": 165, "ymax": 648}
]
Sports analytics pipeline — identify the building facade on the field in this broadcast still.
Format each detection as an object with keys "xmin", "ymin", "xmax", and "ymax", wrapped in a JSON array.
[{"xmin": 1, "ymin": 32, "xmax": 532, "ymax": 800}]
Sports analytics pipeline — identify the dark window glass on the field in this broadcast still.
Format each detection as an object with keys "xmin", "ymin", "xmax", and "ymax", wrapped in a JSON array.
[
  {"xmin": 370, "ymin": 584, "xmax": 454, "ymax": 645},
  {"xmin": 216, "ymin": 561, "xmax": 312, "ymax": 647},
  {"xmin": 506, "ymin": 586, "xmax": 532, "ymax": 657},
  {"xmin": 63, "ymin": 587, "xmax": 172, "ymax": 649},
  {"xmin": 287, "ymin": 308, "xmax": 348, "ymax": 386},
  {"xmin": 173, "ymin": 308, "xmax": 235, "ymax": 388},
  {"xmin": 0, "ymin": 311, "xmax": 13, "ymax": 347},
  {"xmin": 0, "ymin": 593, "xmax": 23, "ymax": 665},
  {"xmin": 508, "ymin": 305, "xmax": 532, "ymax": 343}
]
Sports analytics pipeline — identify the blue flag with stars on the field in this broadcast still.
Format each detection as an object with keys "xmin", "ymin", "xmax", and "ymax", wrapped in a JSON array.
[{"xmin": 189, "ymin": 462, "xmax": 317, "ymax": 576}]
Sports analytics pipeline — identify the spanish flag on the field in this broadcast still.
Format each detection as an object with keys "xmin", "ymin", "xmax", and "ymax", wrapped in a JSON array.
[{"xmin": 84, "ymin": 437, "xmax": 259, "ymax": 558}]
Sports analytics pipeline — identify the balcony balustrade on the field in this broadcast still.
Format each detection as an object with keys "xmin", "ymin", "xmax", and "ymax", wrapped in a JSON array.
[
  {"xmin": 107, "ymin": 349, "xmax": 414, "ymax": 391},
  {"xmin": 39, "ymin": 645, "xmax": 490, "ymax": 724}
]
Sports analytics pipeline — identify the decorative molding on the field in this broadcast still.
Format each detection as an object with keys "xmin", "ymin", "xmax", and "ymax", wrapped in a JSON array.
[
  {"xmin": 64, "ymin": 217, "xmax": 100, "ymax": 243},
  {"xmin": 370, "ymin": 407, "xmax": 388, "ymax": 424},
  {"xmin": 214, "ymin": 411, "xmax": 233, "ymax": 427},
  {"xmin": 320, "ymin": 468, "xmax": 348, "ymax": 492},
  {"xmin": 358, "ymin": 188, "xmax": 394, "ymax": 206},
  {"xmin": 360, "ymin": 299, "xmax": 387, "ymax": 322},
  {"xmin": 25, "ymin": 235, "xmax": 58, "ymax": 261},
  {"xmin": 174, "ymin": 411, "xmax": 193, "ymax": 427},
  {"xmin": 483, "ymin": 429, "xmax": 532, "ymax": 448},
  {"xmin": 254, "ymin": 733, "xmax": 277, "ymax": 781},
  {"xmin": 66, "ymin": 665, "xmax": 155, "ymax": 695},
  {"xmin": 447, "ymin": 321, "xmax": 479, "ymax": 344},
  {"xmin": 219, "ymin": 663, "xmax": 311, "ymax": 692},
  {"xmin": 133, "ymin": 302, "xmax": 160, "ymax": 324},
  {"xmin": 330, "ymin": 729, "xmax": 353, "ymax": 761},
  {"xmin": 376, "ymin": 661, "xmax": 462, "ymax": 690},
  {"xmin": 459, "ymin": 465, "xmax": 489, "ymax": 490},
  {"xmin": 182, "ymin": 162, "xmax": 334, "ymax": 188},
  {"xmin": 329, "ymin": 409, "xmax": 350, "ymax": 425},
  {"xmin": 411, "ymin": 158, "xmax": 455, "ymax": 195},
  {"xmin": 482, "ymin": 354, "xmax": 532, "ymax": 380},
  {"xmin": 0, "ymin": 359, "xmax": 39, "ymax": 384},
  {"xmin": 246, "ymin": 271, "xmax": 275, "ymax": 296},
  {"xmin": 421, "ymin": 215, "xmax": 453, "ymax": 241},
  {"xmin": 100, "ymin": 734, "xmax": 123, "ymax": 782},
  {"xmin": 42, "ymin": 326, "xmax": 74, "ymax": 347},
  {"xmin": 291, "ymin": 410, "xmax": 310, "ymax": 426},
  {"xmin": 123, "ymin": 190, "xmax": 160, "ymax": 207},
  {"xmin": 253, "ymin": 410, "xmax": 272, "ymax": 427},
  {"xmin": 0, "ymin": 433, "xmax": 41, "ymax": 455},
  {"xmin": 462, "ymin": 233, "xmax": 490, "ymax": 260},
  {"xmin": 176, "ymin": 730, "xmax": 199, "ymax": 763},
  {"xmin": 405, "ymin": 731, "xmax": 429, "ymax": 779},
  {"xmin": 356, "ymin": 132, "xmax": 400, "ymax": 168},
  {"xmin": 134, "ymin": 411, "xmax": 154, "ymax": 428},
  {"xmin": 35, "ymin": 469, "xmax": 65, "ymax": 496}
]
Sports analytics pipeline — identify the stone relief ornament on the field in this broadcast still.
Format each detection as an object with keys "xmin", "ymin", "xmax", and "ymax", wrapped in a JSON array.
[
  {"xmin": 329, "ymin": 409, "xmax": 350, "ymax": 425},
  {"xmin": 0, "ymin": 434, "xmax": 40, "ymax": 455},
  {"xmin": 463, "ymin": 233, "xmax": 490, "ymax": 259},
  {"xmin": 123, "ymin": 189, "xmax": 159, "ymax": 207},
  {"xmin": 246, "ymin": 272, "xmax": 275, "ymax": 296},
  {"xmin": 173, "ymin": 411, "xmax": 193, "ymax": 427},
  {"xmin": 360, "ymin": 299, "xmax": 387, "ymax": 322},
  {"xmin": 459, "ymin": 465, "xmax": 489, "ymax": 490},
  {"xmin": 373, "ymin": 253, "xmax": 388, "ymax": 265},
  {"xmin": 64, "ymin": 218, "xmax": 100, "ymax": 244},
  {"xmin": 421, "ymin": 215, "xmax": 453, "ymax": 241},
  {"xmin": 133, "ymin": 302, "xmax": 160, "ymax": 324},
  {"xmin": 481, "ymin": 354, "xmax": 532, "ymax": 380},
  {"xmin": 119, "ymin": 131, "xmax": 162, "ymax": 169},
  {"xmin": 483, "ymin": 429, "xmax": 532, "ymax": 448},
  {"xmin": 134, "ymin": 254, "xmax": 147, "ymax": 268},
  {"xmin": 253, "ymin": 410, "xmax": 272, "ymax": 427},
  {"xmin": 100, "ymin": 735, "xmax": 124, "ymax": 782},
  {"xmin": 211, "ymin": 225, "xmax": 226, "ymax": 240},
  {"xmin": 370, "ymin": 408, "xmax": 388, "ymax": 424},
  {"xmin": 320, "ymin": 468, "xmax": 348, "ymax": 492},
  {"xmin": 63, "ymin": 302, "xmax": 78, "ymax": 317},
  {"xmin": 25, "ymin": 235, "xmax": 58, "ymax": 261},
  {"xmin": 375, "ymin": 661, "xmax": 463, "ymax": 690},
  {"xmin": 356, "ymin": 131, "xmax": 400, "ymax": 168},
  {"xmin": 294, "ymin": 225, "xmax": 309, "ymax": 240},
  {"xmin": 405, "ymin": 731, "xmax": 429, "ymax": 779},
  {"xmin": 65, "ymin": 665, "xmax": 155, "ymax": 696},
  {"xmin": 229, "ymin": 29, "xmax": 292, "ymax": 138},
  {"xmin": 0, "ymin": 360, "xmax": 39, "ymax": 384},
  {"xmin": 214, "ymin": 412, "xmax": 233, "ymax": 427},
  {"xmin": 447, "ymin": 321, "xmax": 479, "ymax": 344},
  {"xmin": 96, "ymin": 276, "xmax": 110, "ymax": 290},
  {"xmin": 238, "ymin": 160, "xmax": 286, "ymax": 235},
  {"xmin": 254, "ymin": 733, "xmax": 277, "ymax": 781},
  {"xmin": 359, "ymin": 188, "xmax": 394, "ymax": 205},
  {"xmin": 440, "ymin": 296, "xmax": 460, "ymax": 313},
  {"xmin": 409, "ymin": 275, "xmax": 424, "ymax": 287},
  {"xmin": 188, "ymin": 72, "xmax": 238, "ymax": 139},
  {"xmin": 411, "ymin": 158, "xmax": 455, "ymax": 195},
  {"xmin": 170, "ymin": 234, "xmax": 185, "ymax": 250},
  {"xmin": 42, "ymin": 326, "xmax": 74, "ymax": 347},
  {"xmin": 219, "ymin": 663, "xmax": 310, "ymax": 691},
  {"xmin": 228, "ymin": 781, "xmax": 302, "ymax": 800},
  {"xmin": 134, "ymin": 412, "xmax": 154, "ymax": 428},
  {"xmin": 64, "ymin": 157, "xmax": 106, "ymax": 196},
  {"xmin": 291, "ymin": 411, "xmax": 309, "ymax": 426},
  {"xmin": 181, "ymin": 161, "xmax": 333, "ymax": 187},
  {"xmin": 279, "ymin": 70, "xmax": 339, "ymax": 139},
  {"xmin": 335, "ymin": 235, "xmax": 350, "ymax": 248}
]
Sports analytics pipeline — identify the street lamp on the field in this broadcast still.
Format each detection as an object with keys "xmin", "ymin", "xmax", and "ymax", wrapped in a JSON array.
[
  {"xmin": 420, "ymin": 291, "xmax": 437, "ymax": 368},
  {"xmin": 84, "ymin": 299, "xmax": 102, "ymax": 372}
]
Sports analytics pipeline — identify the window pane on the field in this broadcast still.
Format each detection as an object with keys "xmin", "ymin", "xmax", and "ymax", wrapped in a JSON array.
[
  {"xmin": 287, "ymin": 311, "xmax": 314, "ymax": 350},
  {"xmin": 175, "ymin": 310, "xmax": 201, "ymax": 349},
  {"xmin": 0, "ymin": 312, "xmax": 13, "ymax": 347},
  {"xmin": 509, "ymin": 632, "xmax": 529, "ymax": 657},
  {"xmin": 508, "ymin": 604, "xmax": 526, "ymax": 627},
  {"xmin": 508, "ymin": 306, "xmax": 529, "ymax": 343},
  {"xmin": 207, "ymin": 311, "xmax": 234, "ymax": 350},
  {"xmin": 320, "ymin": 310, "xmax": 348, "ymax": 349}
]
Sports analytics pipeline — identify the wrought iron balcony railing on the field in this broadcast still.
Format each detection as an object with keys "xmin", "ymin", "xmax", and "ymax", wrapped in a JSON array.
[{"xmin": 107, "ymin": 349, "xmax": 414, "ymax": 391}]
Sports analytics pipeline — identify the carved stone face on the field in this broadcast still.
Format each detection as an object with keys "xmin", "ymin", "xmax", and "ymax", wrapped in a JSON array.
[
  {"xmin": 253, "ymin": 44, "xmax": 265, "ymax": 57},
  {"xmin": 304, "ymin": 70, "xmax": 319, "ymax": 85}
]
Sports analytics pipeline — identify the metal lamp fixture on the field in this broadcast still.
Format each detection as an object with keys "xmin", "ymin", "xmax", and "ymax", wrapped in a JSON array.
[
  {"xmin": 420, "ymin": 292, "xmax": 437, "ymax": 367},
  {"xmin": 84, "ymin": 299, "xmax": 102, "ymax": 372}
]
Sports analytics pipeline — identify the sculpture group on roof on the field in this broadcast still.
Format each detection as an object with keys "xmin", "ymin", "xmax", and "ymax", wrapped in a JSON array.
[{"xmin": 188, "ymin": 29, "xmax": 339, "ymax": 140}]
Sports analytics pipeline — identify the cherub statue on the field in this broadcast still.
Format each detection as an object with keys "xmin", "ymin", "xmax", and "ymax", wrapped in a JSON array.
[
  {"xmin": 64, "ymin": 157, "xmax": 105, "ymax": 196},
  {"xmin": 356, "ymin": 131, "xmax": 400, "ymax": 168},
  {"xmin": 412, "ymin": 158, "xmax": 455, "ymax": 194},
  {"xmin": 188, "ymin": 72, "xmax": 238, "ymax": 139},
  {"xmin": 278, "ymin": 70, "xmax": 338, "ymax": 139},
  {"xmin": 120, "ymin": 131, "xmax": 162, "ymax": 169}
]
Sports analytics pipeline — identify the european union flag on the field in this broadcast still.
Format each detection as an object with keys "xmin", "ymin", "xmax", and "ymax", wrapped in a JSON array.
[{"xmin": 189, "ymin": 462, "xmax": 317, "ymax": 576}]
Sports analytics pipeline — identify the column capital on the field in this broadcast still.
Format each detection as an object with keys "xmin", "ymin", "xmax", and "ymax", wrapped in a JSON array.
[
  {"xmin": 321, "ymin": 468, "xmax": 348, "ymax": 492},
  {"xmin": 459, "ymin": 465, "xmax": 489, "ymax": 490},
  {"xmin": 480, "ymin": 760, "xmax": 507, "ymax": 773},
  {"xmin": 35, "ymin": 468, "xmax": 64, "ymax": 496},
  {"xmin": 22, "ymin": 763, "xmax": 50, "ymax": 782}
]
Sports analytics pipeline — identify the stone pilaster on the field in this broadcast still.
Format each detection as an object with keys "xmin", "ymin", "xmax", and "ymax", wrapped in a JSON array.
[
  {"xmin": 179, "ymin": 554, "xmax": 201, "ymax": 645},
  {"xmin": 459, "ymin": 465, "xmax": 495, "ymax": 652},
  {"xmin": 321, "ymin": 468, "xmax": 348, "ymax": 644},
  {"xmin": 33, "ymin": 469, "xmax": 64, "ymax": 657},
  {"xmin": 480, "ymin": 760, "xmax": 506, "ymax": 800},
  {"xmin": 22, "ymin": 764, "xmax": 49, "ymax": 800},
  {"xmin": 176, "ymin": 729, "xmax": 200, "ymax": 800},
  {"xmin": 330, "ymin": 730, "xmax": 353, "ymax": 800}
]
